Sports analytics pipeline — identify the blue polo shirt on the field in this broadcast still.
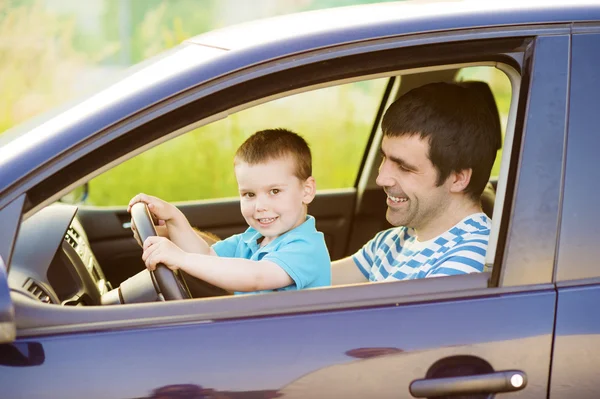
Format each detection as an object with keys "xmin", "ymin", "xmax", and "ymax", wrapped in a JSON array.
[{"xmin": 212, "ymin": 215, "xmax": 331, "ymax": 294}]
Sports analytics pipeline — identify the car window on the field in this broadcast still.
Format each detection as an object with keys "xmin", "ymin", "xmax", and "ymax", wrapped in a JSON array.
[{"xmin": 85, "ymin": 79, "xmax": 389, "ymax": 206}]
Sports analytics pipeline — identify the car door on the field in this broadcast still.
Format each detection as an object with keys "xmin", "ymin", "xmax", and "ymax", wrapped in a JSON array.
[
  {"xmin": 0, "ymin": 28, "xmax": 567, "ymax": 398},
  {"xmin": 549, "ymin": 27, "xmax": 600, "ymax": 398}
]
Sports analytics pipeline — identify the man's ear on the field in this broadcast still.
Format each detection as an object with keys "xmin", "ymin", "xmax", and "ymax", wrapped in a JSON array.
[
  {"xmin": 449, "ymin": 168, "xmax": 472, "ymax": 193},
  {"xmin": 302, "ymin": 176, "xmax": 317, "ymax": 204}
]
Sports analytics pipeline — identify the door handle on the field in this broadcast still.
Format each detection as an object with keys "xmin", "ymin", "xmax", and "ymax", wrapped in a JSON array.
[{"xmin": 410, "ymin": 370, "xmax": 527, "ymax": 397}]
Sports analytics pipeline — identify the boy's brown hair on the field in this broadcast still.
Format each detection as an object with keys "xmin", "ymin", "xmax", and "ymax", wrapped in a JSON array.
[{"xmin": 234, "ymin": 128, "xmax": 312, "ymax": 180}]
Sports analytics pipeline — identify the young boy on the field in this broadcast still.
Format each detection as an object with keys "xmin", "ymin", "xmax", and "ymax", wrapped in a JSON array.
[{"xmin": 127, "ymin": 128, "xmax": 331, "ymax": 294}]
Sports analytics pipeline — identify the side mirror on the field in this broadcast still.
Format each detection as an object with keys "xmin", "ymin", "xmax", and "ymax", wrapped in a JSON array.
[
  {"xmin": 0, "ymin": 342, "xmax": 45, "ymax": 367},
  {"xmin": 0, "ymin": 256, "xmax": 16, "ymax": 344}
]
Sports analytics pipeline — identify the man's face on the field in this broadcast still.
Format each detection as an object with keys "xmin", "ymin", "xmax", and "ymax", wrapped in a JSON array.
[
  {"xmin": 235, "ymin": 156, "xmax": 313, "ymax": 245},
  {"xmin": 376, "ymin": 135, "xmax": 453, "ymax": 232}
]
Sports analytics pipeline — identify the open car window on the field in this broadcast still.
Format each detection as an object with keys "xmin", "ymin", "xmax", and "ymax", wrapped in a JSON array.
[
  {"xmin": 5, "ymin": 29, "xmax": 549, "ymax": 337},
  {"xmin": 85, "ymin": 78, "xmax": 389, "ymax": 206}
]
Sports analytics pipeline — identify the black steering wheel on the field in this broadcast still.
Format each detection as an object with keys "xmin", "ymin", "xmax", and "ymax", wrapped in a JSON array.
[{"xmin": 130, "ymin": 202, "xmax": 191, "ymax": 300}]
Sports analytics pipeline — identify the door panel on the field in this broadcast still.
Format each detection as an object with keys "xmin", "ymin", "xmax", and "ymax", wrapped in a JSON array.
[
  {"xmin": 550, "ymin": 285, "xmax": 600, "ymax": 397},
  {"xmin": 77, "ymin": 189, "xmax": 356, "ymax": 287},
  {"xmin": 0, "ymin": 288, "xmax": 555, "ymax": 398}
]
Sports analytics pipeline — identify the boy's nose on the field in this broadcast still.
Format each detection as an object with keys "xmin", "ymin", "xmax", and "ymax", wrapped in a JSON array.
[{"xmin": 254, "ymin": 197, "xmax": 268, "ymax": 212}]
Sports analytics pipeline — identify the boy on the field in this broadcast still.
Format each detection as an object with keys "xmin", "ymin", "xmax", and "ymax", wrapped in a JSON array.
[{"xmin": 128, "ymin": 128, "xmax": 331, "ymax": 294}]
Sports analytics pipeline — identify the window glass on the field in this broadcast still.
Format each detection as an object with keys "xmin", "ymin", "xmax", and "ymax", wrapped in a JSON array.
[
  {"xmin": 455, "ymin": 66, "xmax": 511, "ymax": 177},
  {"xmin": 86, "ymin": 78, "xmax": 388, "ymax": 205}
]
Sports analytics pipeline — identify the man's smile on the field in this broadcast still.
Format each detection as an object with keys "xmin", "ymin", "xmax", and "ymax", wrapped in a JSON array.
[{"xmin": 387, "ymin": 194, "xmax": 408, "ymax": 203}]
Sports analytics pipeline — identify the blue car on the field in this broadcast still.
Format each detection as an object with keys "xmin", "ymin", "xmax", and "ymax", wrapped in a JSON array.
[{"xmin": 1, "ymin": 1, "xmax": 600, "ymax": 397}]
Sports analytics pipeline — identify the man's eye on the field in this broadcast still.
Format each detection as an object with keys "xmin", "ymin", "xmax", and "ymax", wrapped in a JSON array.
[
  {"xmin": 399, "ymin": 164, "xmax": 411, "ymax": 172},
  {"xmin": 270, "ymin": 189, "xmax": 280, "ymax": 195}
]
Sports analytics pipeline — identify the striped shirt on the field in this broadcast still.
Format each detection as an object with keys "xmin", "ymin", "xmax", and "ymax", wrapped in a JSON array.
[{"xmin": 352, "ymin": 213, "xmax": 491, "ymax": 282}]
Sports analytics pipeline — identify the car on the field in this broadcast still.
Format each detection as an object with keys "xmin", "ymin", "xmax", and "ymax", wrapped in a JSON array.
[{"xmin": 1, "ymin": 0, "xmax": 600, "ymax": 397}]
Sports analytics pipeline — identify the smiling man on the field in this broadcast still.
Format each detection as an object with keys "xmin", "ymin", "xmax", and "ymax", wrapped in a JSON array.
[{"xmin": 332, "ymin": 82, "xmax": 498, "ymax": 285}]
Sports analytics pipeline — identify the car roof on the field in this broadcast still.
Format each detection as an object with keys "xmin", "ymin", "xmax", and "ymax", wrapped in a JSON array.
[
  {"xmin": 188, "ymin": 0, "xmax": 600, "ymax": 51},
  {"xmin": 1, "ymin": 0, "xmax": 600, "ymax": 198}
]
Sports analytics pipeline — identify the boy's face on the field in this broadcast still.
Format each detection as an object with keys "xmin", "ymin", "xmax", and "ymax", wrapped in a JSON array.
[{"xmin": 235, "ymin": 156, "xmax": 315, "ymax": 245}]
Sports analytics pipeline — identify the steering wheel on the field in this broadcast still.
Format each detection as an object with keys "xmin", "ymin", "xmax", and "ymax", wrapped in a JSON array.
[{"xmin": 130, "ymin": 202, "xmax": 191, "ymax": 300}]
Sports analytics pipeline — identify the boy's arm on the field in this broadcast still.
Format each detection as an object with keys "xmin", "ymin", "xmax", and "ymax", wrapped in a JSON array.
[
  {"xmin": 166, "ymin": 213, "xmax": 215, "ymax": 255},
  {"xmin": 179, "ymin": 254, "xmax": 293, "ymax": 292},
  {"xmin": 143, "ymin": 236, "xmax": 292, "ymax": 292},
  {"xmin": 331, "ymin": 257, "xmax": 369, "ymax": 285}
]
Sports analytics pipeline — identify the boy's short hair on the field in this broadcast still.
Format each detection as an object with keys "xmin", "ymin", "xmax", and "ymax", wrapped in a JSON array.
[
  {"xmin": 235, "ymin": 128, "xmax": 312, "ymax": 181},
  {"xmin": 381, "ymin": 82, "xmax": 498, "ymax": 202}
]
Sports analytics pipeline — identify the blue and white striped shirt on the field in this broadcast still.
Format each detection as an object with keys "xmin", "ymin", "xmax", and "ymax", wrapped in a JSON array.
[{"xmin": 352, "ymin": 213, "xmax": 491, "ymax": 281}]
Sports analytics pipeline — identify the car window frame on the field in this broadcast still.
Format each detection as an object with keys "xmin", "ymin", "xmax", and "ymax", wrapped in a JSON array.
[
  {"xmin": 7, "ymin": 25, "xmax": 558, "ymax": 217},
  {"xmin": 6, "ymin": 26, "xmax": 569, "ymax": 337},
  {"xmin": 555, "ymin": 26, "xmax": 600, "ymax": 283}
]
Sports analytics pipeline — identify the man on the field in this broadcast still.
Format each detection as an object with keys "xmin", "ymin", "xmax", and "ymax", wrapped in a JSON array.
[{"xmin": 332, "ymin": 82, "xmax": 498, "ymax": 285}]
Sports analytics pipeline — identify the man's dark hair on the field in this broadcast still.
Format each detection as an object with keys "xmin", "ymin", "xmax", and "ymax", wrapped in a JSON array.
[
  {"xmin": 381, "ymin": 82, "xmax": 498, "ymax": 201},
  {"xmin": 235, "ymin": 128, "xmax": 312, "ymax": 180}
]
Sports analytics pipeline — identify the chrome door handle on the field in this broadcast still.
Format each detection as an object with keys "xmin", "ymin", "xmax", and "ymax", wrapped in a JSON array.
[{"xmin": 410, "ymin": 370, "xmax": 527, "ymax": 397}]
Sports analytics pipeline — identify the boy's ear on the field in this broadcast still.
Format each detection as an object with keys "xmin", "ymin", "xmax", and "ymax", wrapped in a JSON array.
[
  {"xmin": 448, "ymin": 168, "xmax": 472, "ymax": 193},
  {"xmin": 302, "ymin": 176, "xmax": 317, "ymax": 204}
]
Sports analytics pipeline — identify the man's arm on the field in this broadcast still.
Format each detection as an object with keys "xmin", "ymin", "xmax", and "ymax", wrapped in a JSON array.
[{"xmin": 331, "ymin": 257, "xmax": 369, "ymax": 285}]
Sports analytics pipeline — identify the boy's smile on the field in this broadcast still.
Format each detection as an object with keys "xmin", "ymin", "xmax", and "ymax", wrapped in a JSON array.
[
  {"xmin": 235, "ymin": 156, "xmax": 315, "ymax": 246},
  {"xmin": 256, "ymin": 217, "xmax": 278, "ymax": 227}
]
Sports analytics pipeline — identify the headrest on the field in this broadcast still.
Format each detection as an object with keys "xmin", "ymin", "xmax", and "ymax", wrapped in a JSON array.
[{"xmin": 459, "ymin": 81, "xmax": 502, "ymax": 151}]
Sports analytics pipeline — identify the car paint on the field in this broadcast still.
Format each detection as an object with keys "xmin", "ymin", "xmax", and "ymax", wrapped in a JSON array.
[{"xmin": 0, "ymin": 289, "xmax": 556, "ymax": 398}]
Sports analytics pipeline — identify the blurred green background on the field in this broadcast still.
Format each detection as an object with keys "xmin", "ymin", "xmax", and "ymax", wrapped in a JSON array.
[{"xmin": 1, "ymin": 0, "xmax": 510, "ymax": 206}]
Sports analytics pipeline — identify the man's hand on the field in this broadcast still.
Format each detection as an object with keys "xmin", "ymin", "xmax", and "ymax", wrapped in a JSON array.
[{"xmin": 142, "ymin": 236, "xmax": 187, "ymax": 271}]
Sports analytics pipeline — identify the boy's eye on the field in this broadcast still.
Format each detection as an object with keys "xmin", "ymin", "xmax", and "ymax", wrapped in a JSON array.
[
  {"xmin": 270, "ymin": 189, "xmax": 280, "ymax": 195},
  {"xmin": 242, "ymin": 192, "xmax": 255, "ymax": 198}
]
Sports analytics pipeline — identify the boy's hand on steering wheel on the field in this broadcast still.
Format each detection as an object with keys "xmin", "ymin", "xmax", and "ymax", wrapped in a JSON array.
[
  {"xmin": 130, "ymin": 218, "xmax": 169, "ymax": 247},
  {"xmin": 128, "ymin": 193, "xmax": 179, "ymax": 247},
  {"xmin": 127, "ymin": 193, "xmax": 180, "ymax": 224}
]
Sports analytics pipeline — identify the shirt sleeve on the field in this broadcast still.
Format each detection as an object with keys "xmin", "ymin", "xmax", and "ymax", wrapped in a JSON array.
[
  {"xmin": 425, "ymin": 235, "xmax": 488, "ymax": 277},
  {"xmin": 262, "ymin": 235, "xmax": 331, "ymax": 289},
  {"xmin": 211, "ymin": 234, "xmax": 242, "ymax": 258},
  {"xmin": 351, "ymin": 229, "xmax": 392, "ymax": 279}
]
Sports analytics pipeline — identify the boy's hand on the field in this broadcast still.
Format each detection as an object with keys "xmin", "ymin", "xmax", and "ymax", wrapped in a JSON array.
[
  {"xmin": 127, "ymin": 193, "xmax": 179, "ymax": 225},
  {"xmin": 142, "ymin": 236, "xmax": 186, "ymax": 271},
  {"xmin": 131, "ymin": 219, "xmax": 169, "ymax": 247},
  {"xmin": 128, "ymin": 193, "xmax": 180, "ymax": 245}
]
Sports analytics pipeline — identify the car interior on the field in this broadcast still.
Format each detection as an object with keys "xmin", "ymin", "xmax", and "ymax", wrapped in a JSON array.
[{"xmin": 6, "ymin": 60, "xmax": 519, "ymax": 312}]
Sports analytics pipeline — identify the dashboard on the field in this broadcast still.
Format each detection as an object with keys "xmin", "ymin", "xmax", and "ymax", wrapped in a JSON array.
[{"xmin": 8, "ymin": 204, "xmax": 111, "ymax": 306}]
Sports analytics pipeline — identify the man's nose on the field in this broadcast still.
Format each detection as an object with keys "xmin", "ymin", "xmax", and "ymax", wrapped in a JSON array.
[{"xmin": 376, "ymin": 160, "xmax": 394, "ymax": 187}]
